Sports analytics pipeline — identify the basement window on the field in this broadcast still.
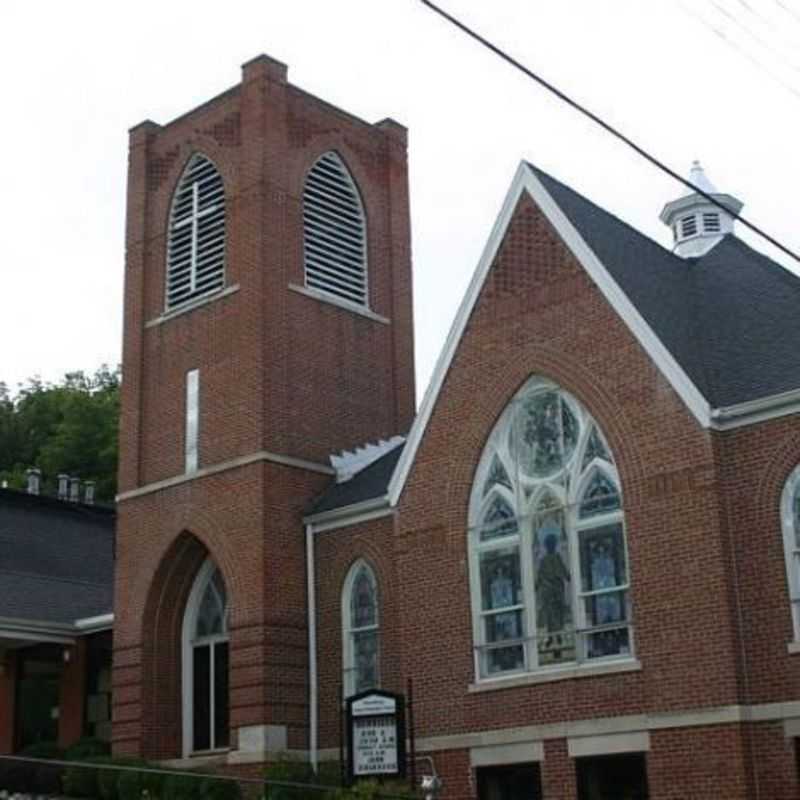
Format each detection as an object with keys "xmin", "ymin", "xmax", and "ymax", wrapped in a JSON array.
[
  {"xmin": 303, "ymin": 151, "xmax": 368, "ymax": 307},
  {"xmin": 576, "ymin": 753, "xmax": 649, "ymax": 800},
  {"xmin": 166, "ymin": 154, "xmax": 226, "ymax": 311}
]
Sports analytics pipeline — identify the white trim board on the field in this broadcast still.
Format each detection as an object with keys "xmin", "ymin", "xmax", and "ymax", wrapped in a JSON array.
[{"xmin": 388, "ymin": 162, "xmax": 713, "ymax": 507}]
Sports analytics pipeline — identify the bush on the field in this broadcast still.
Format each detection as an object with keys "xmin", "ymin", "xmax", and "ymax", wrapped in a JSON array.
[
  {"xmin": 62, "ymin": 738, "xmax": 113, "ymax": 797},
  {"xmin": 117, "ymin": 762, "xmax": 164, "ymax": 800},
  {"xmin": 65, "ymin": 736, "xmax": 111, "ymax": 760},
  {"xmin": 199, "ymin": 775, "xmax": 243, "ymax": 800},
  {"xmin": 95, "ymin": 756, "xmax": 149, "ymax": 800},
  {"xmin": 162, "ymin": 771, "xmax": 205, "ymax": 800}
]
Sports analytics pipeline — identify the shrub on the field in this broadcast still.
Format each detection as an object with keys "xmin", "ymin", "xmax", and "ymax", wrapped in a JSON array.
[
  {"xmin": 162, "ymin": 771, "xmax": 205, "ymax": 800},
  {"xmin": 97, "ymin": 757, "xmax": 150, "ymax": 800},
  {"xmin": 18, "ymin": 741, "xmax": 65, "ymax": 794},
  {"xmin": 65, "ymin": 736, "xmax": 111, "ymax": 760},
  {"xmin": 117, "ymin": 762, "xmax": 164, "ymax": 800},
  {"xmin": 62, "ymin": 738, "xmax": 113, "ymax": 797},
  {"xmin": 199, "ymin": 775, "xmax": 243, "ymax": 800}
]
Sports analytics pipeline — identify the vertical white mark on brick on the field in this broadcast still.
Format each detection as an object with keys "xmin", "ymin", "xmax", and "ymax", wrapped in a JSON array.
[{"xmin": 186, "ymin": 368, "xmax": 200, "ymax": 474}]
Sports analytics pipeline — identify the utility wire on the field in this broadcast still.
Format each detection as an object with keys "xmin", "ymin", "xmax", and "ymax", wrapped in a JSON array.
[{"xmin": 418, "ymin": 0, "xmax": 800, "ymax": 266}]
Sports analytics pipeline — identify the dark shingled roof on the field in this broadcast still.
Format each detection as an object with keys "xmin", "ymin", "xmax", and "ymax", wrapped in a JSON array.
[
  {"xmin": 529, "ymin": 164, "xmax": 800, "ymax": 407},
  {"xmin": 309, "ymin": 443, "xmax": 404, "ymax": 515},
  {"xmin": 0, "ymin": 488, "xmax": 115, "ymax": 625}
]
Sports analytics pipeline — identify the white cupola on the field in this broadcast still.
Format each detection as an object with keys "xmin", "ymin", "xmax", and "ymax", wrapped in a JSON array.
[{"xmin": 659, "ymin": 161, "xmax": 744, "ymax": 258}]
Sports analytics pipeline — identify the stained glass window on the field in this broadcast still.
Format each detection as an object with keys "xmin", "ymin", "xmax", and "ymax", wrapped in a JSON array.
[
  {"xmin": 579, "ymin": 471, "xmax": 621, "ymax": 517},
  {"xmin": 344, "ymin": 561, "xmax": 380, "ymax": 695},
  {"xmin": 782, "ymin": 468, "xmax": 800, "ymax": 641},
  {"xmin": 481, "ymin": 495, "xmax": 518, "ymax": 541},
  {"xmin": 470, "ymin": 377, "xmax": 632, "ymax": 679}
]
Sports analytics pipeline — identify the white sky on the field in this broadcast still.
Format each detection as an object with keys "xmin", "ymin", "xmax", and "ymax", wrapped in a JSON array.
[{"xmin": 1, "ymin": 0, "xmax": 798, "ymax": 402}]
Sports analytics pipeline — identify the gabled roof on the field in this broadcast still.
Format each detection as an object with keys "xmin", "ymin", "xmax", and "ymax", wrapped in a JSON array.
[
  {"xmin": 0, "ymin": 488, "xmax": 115, "ymax": 627},
  {"xmin": 530, "ymin": 166, "xmax": 800, "ymax": 407},
  {"xmin": 382, "ymin": 161, "xmax": 800, "ymax": 511}
]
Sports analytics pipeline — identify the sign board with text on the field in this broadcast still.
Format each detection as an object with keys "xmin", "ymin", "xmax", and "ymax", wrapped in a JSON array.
[{"xmin": 346, "ymin": 689, "xmax": 406, "ymax": 783}]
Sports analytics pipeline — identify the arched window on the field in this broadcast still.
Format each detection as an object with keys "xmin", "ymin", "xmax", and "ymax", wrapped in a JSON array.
[
  {"xmin": 303, "ymin": 151, "xmax": 368, "ymax": 307},
  {"xmin": 342, "ymin": 560, "xmax": 379, "ymax": 696},
  {"xmin": 182, "ymin": 559, "xmax": 229, "ymax": 755},
  {"xmin": 469, "ymin": 377, "xmax": 632, "ymax": 679},
  {"xmin": 166, "ymin": 154, "xmax": 226, "ymax": 310},
  {"xmin": 781, "ymin": 466, "xmax": 800, "ymax": 639}
]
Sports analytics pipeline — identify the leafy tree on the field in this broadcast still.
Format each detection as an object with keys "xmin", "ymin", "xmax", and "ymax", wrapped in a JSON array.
[{"xmin": 0, "ymin": 365, "xmax": 120, "ymax": 503}]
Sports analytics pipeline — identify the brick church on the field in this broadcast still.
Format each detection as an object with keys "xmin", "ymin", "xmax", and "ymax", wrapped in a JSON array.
[{"xmin": 114, "ymin": 54, "xmax": 800, "ymax": 799}]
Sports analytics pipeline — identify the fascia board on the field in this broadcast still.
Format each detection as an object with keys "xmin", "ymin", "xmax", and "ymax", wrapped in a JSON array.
[
  {"xmin": 304, "ymin": 495, "xmax": 392, "ymax": 532},
  {"xmin": 75, "ymin": 612, "xmax": 114, "ymax": 632},
  {"xmin": 388, "ymin": 162, "xmax": 713, "ymax": 509},
  {"xmin": 0, "ymin": 616, "xmax": 77, "ymax": 644}
]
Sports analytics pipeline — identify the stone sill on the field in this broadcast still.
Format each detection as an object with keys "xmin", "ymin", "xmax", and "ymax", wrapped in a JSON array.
[
  {"xmin": 787, "ymin": 642, "xmax": 800, "ymax": 655},
  {"xmin": 288, "ymin": 283, "xmax": 390, "ymax": 324},
  {"xmin": 468, "ymin": 658, "xmax": 642, "ymax": 693},
  {"xmin": 146, "ymin": 284, "xmax": 240, "ymax": 328}
]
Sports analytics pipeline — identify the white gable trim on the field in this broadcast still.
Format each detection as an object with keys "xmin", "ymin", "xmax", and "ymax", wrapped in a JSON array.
[{"xmin": 388, "ymin": 162, "xmax": 713, "ymax": 507}]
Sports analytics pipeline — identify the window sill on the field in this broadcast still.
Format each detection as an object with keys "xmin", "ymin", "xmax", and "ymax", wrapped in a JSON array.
[
  {"xmin": 468, "ymin": 658, "xmax": 641, "ymax": 693},
  {"xmin": 787, "ymin": 642, "xmax": 800, "ymax": 655},
  {"xmin": 288, "ymin": 283, "xmax": 390, "ymax": 324},
  {"xmin": 160, "ymin": 750, "xmax": 229, "ymax": 769},
  {"xmin": 145, "ymin": 284, "xmax": 240, "ymax": 328}
]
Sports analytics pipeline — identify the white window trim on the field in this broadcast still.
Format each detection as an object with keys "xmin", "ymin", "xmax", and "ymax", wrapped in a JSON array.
[
  {"xmin": 341, "ymin": 559, "xmax": 380, "ymax": 697},
  {"xmin": 468, "ymin": 377, "xmax": 633, "ymax": 684},
  {"xmin": 185, "ymin": 369, "xmax": 200, "ymax": 474},
  {"xmin": 782, "ymin": 466, "xmax": 800, "ymax": 642},
  {"xmin": 166, "ymin": 154, "xmax": 226, "ymax": 313},
  {"xmin": 181, "ymin": 558, "xmax": 229, "ymax": 758}
]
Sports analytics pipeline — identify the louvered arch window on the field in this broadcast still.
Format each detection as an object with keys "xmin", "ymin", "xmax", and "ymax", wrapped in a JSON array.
[
  {"xmin": 166, "ymin": 154, "xmax": 226, "ymax": 310},
  {"xmin": 303, "ymin": 151, "xmax": 368, "ymax": 307}
]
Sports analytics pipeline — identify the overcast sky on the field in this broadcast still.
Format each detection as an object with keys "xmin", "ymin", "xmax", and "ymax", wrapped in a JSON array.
[{"xmin": 2, "ymin": 0, "xmax": 798, "ymax": 402}]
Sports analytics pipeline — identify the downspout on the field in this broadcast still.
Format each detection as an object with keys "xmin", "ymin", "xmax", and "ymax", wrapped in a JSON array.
[{"xmin": 306, "ymin": 523, "xmax": 318, "ymax": 773}]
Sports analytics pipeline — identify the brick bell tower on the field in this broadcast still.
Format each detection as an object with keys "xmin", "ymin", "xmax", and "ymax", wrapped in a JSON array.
[{"xmin": 114, "ymin": 55, "xmax": 415, "ymax": 762}]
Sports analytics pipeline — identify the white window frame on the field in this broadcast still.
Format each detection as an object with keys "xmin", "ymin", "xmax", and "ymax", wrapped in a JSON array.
[
  {"xmin": 468, "ymin": 377, "xmax": 634, "ymax": 682},
  {"xmin": 782, "ymin": 466, "xmax": 800, "ymax": 641},
  {"xmin": 341, "ymin": 559, "xmax": 380, "ymax": 697},
  {"xmin": 303, "ymin": 151, "xmax": 369, "ymax": 309},
  {"xmin": 166, "ymin": 154, "xmax": 226, "ymax": 312},
  {"xmin": 181, "ymin": 558, "xmax": 229, "ymax": 757}
]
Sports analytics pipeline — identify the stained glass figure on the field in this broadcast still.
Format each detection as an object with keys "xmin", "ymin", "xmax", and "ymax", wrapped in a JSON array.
[
  {"xmin": 533, "ymin": 498, "xmax": 574, "ymax": 664},
  {"xmin": 480, "ymin": 548, "xmax": 521, "ymax": 610},
  {"xmin": 481, "ymin": 495, "xmax": 518, "ymax": 541},
  {"xmin": 511, "ymin": 392, "xmax": 578, "ymax": 479},
  {"xmin": 483, "ymin": 456, "xmax": 513, "ymax": 497},
  {"xmin": 351, "ymin": 566, "xmax": 377, "ymax": 628},
  {"xmin": 581, "ymin": 425, "xmax": 611, "ymax": 471},
  {"xmin": 353, "ymin": 630, "xmax": 379, "ymax": 693},
  {"xmin": 579, "ymin": 471, "xmax": 621, "ymax": 517}
]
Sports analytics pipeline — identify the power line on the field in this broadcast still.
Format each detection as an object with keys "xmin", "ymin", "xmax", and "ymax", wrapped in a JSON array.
[
  {"xmin": 417, "ymin": 0, "xmax": 800, "ymax": 266},
  {"xmin": 677, "ymin": 0, "xmax": 800, "ymax": 98}
]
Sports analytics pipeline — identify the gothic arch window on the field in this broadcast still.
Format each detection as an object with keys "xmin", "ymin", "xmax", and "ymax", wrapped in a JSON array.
[
  {"xmin": 166, "ymin": 153, "xmax": 226, "ymax": 310},
  {"xmin": 469, "ymin": 377, "xmax": 633, "ymax": 680},
  {"xmin": 781, "ymin": 466, "xmax": 800, "ymax": 639},
  {"xmin": 342, "ymin": 560, "xmax": 379, "ymax": 696},
  {"xmin": 303, "ymin": 151, "xmax": 368, "ymax": 307},
  {"xmin": 182, "ymin": 558, "xmax": 229, "ymax": 755}
]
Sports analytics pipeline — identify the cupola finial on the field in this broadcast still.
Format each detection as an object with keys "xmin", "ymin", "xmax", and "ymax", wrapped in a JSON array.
[{"xmin": 659, "ymin": 161, "xmax": 743, "ymax": 258}]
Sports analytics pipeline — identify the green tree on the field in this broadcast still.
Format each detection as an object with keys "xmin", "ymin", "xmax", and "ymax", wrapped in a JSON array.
[{"xmin": 0, "ymin": 366, "xmax": 120, "ymax": 502}]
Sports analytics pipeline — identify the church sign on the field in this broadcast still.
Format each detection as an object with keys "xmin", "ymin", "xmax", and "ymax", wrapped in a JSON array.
[{"xmin": 346, "ymin": 690, "xmax": 407, "ymax": 782}]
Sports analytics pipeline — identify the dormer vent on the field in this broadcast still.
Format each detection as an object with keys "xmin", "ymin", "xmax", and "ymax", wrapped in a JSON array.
[{"xmin": 660, "ymin": 161, "xmax": 743, "ymax": 259}]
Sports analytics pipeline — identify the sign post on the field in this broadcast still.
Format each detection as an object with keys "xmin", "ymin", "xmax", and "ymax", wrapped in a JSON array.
[{"xmin": 345, "ymin": 689, "xmax": 407, "ymax": 784}]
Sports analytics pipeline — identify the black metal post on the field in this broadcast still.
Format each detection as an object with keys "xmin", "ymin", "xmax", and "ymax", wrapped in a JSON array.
[{"xmin": 408, "ymin": 677, "xmax": 417, "ymax": 792}]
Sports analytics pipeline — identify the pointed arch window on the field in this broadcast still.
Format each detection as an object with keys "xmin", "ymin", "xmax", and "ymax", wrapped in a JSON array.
[
  {"xmin": 342, "ymin": 560, "xmax": 379, "ymax": 696},
  {"xmin": 469, "ymin": 377, "xmax": 632, "ymax": 679},
  {"xmin": 781, "ymin": 466, "xmax": 800, "ymax": 639},
  {"xmin": 303, "ymin": 151, "xmax": 368, "ymax": 307},
  {"xmin": 182, "ymin": 559, "xmax": 229, "ymax": 755},
  {"xmin": 166, "ymin": 154, "xmax": 226, "ymax": 310}
]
